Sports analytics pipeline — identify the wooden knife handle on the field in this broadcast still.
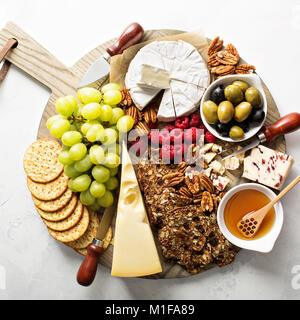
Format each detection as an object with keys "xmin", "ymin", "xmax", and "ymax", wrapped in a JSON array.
[
  {"xmin": 263, "ymin": 112, "xmax": 300, "ymax": 143},
  {"xmin": 106, "ymin": 22, "xmax": 144, "ymax": 57},
  {"xmin": 77, "ymin": 243, "xmax": 104, "ymax": 287}
]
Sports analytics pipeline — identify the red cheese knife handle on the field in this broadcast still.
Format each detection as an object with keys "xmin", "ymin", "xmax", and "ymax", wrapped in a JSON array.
[
  {"xmin": 77, "ymin": 243, "xmax": 104, "ymax": 287},
  {"xmin": 263, "ymin": 112, "xmax": 300, "ymax": 143},
  {"xmin": 106, "ymin": 22, "xmax": 144, "ymax": 57}
]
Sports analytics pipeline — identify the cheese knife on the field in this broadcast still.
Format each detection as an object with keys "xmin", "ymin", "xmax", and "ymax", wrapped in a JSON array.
[
  {"xmin": 222, "ymin": 112, "xmax": 300, "ymax": 160},
  {"xmin": 77, "ymin": 200, "xmax": 117, "ymax": 286},
  {"xmin": 77, "ymin": 22, "xmax": 144, "ymax": 88}
]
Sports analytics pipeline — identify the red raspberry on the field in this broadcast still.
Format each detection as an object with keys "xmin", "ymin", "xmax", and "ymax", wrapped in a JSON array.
[
  {"xmin": 205, "ymin": 131, "xmax": 217, "ymax": 143},
  {"xmin": 160, "ymin": 144, "xmax": 174, "ymax": 162},
  {"xmin": 170, "ymin": 128, "xmax": 184, "ymax": 144},
  {"xmin": 175, "ymin": 116, "xmax": 189, "ymax": 130},
  {"xmin": 189, "ymin": 113, "xmax": 201, "ymax": 127},
  {"xmin": 148, "ymin": 130, "xmax": 160, "ymax": 146},
  {"xmin": 164, "ymin": 124, "xmax": 176, "ymax": 132},
  {"xmin": 184, "ymin": 127, "xmax": 201, "ymax": 143},
  {"xmin": 130, "ymin": 137, "xmax": 148, "ymax": 156},
  {"xmin": 159, "ymin": 130, "xmax": 170, "ymax": 145},
  {"xmin": 148, "ymin": 122, "xmax": 158, "ymax": 129}
]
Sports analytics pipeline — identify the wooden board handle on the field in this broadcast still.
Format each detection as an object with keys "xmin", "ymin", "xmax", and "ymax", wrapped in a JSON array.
[
  {"xmin": 0, "ymin": 22, "xmax": 79, "ymax": 97},
  {"xmin": 77, "ymin": 243, "xmax": 104, "ymax": 287},
  {"xmin": 263, "ymin": 112, "xmax": 300, "ymax": 143},
  {"xmin": 106, "ymin": 22, "xmax": 144, "ymax": 57}
]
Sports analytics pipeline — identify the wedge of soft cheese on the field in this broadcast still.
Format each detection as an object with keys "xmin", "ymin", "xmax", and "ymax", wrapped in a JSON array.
[
  {"xmin": 242, "ymin": 145, "xmax": 294, "ymax": 190},
  {"xmin": 111, "ymin": 144, "xmax": 162, "ymax": 277},
  {"xmin": 157, "ymin": 88, "xmax": 177, "ymax": 122},
  {"xmin": 137, "ymin": 64, "xmax": 170, "ymax": 89}
]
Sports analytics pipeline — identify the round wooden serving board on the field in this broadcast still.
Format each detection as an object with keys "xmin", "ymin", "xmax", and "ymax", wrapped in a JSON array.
[{"xmin": 0, "ymin": 23, "xmax": 286, "ymax": 279}]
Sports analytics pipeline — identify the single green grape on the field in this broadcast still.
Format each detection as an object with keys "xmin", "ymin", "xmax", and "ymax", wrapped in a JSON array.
[
  {"xmin": 109, "ymin": 167, "xmax": 119, "ymax": 177},
  {"xmin": 90, "ymin": 181, "xmax": 106, "ymax": 198},
  {"xmin": 64, "ymin": 163, "xmax": 81, "ymax": 178},
  {"xmin": 80, "ymin": 122, "xmax": 92, "ymax": 135},
  {"xmin": 46, "ymin": 115, "xmax": 66, "ymax": 130},
  {"xmin": 74, "ymin": 154, "xmax": 93, "ymax": 172},
  {"xmin": 104, "ymin": 153, "xmax": 120, "ymax": 169},
  {"xmin": 50, "ymin": 119, "xmax": 71, "ymax": 139},
  {"xmin": 56, "ymin": 95, "xmax": 77, "ymax": 117},
  {"xmin": 103, "ymin": 89, "xmax": 122, "ymax": 105},
  {"xmin": 109, "ymin": 107, "xmax": 124, "ymax": 125},
  {"xmin": 117, "ymin": 115, "xmax": 135, "ymax": 133},
  {"xmin": 77, "ymin": 87, "xmax": 102, "ymax": 104},
  {"xmin": 81, "ymin": 103, "xmax": 102, "ymax": 120},
  {"xmin": 86, "ymin": 124, "xmax": 105, "ymax": 143},
  {"xmin": 105, "ymin": 177, "xmax": 119, "ymax": 191},
  {"xmin": 88, "ymin": 201, "xmax": 101, "ymax": 212},
  {"xmin": 89, "ymin": 145, "xmax": 105, "ymax": 165},
  {"xmin": 92, "ymin": 165, "xmax": 110, "ymax": 183},
  {"xmin": 99, "ymin": 104, "xmax": 113, "ymax": 122},
  {"xmin": 72, "ymin": 174, "xmax": 92, "ymax": 192},
  {"xmin": 61, "ymin": 131, "xmax": 82, "ymax": 147},
  {"xmin": 97, "ymin": 190, "xmax": 114, "ymax": 208},
  {"xmin": 58, "ymin": 151, "xmax": 74, "ymax": 165},
  {"xmin": 69, "ymin": 143, "xmax": 87, "ymax": 161},
  {"xmin": 102, "ymin": 83, "xmax": 121, "ymax": 94},
  {"xmin": 80, "ymin": 189, "xmax": 95, "ymax": 206},
  {"xmin": 101, "ymin": 128, "xmax": 118, "ymax": 146},
  {"xmin": 68, "ymin": 178, "xmax": 77, "ymax": 192}
]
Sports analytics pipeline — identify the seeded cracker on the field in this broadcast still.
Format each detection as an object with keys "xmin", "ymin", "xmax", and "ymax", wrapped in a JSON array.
[
  {"xmin": 32, "ymin": 189, "xmax": 73, "ymax": 212},
  {"xmin": 23, "ymin": 138, "xmax": 63, "ymax": 183},
  {"xmin": 27, "ymin": 172, "xmax": 69, "ymax": 201},
  {"xmin": 42, "ymin": 201, "xmax": 83, "ymax": 231},
  {"xmin": 47, "ymin": 206, "xmax": 90, "ymax": 243},
  {"xmin": 35, "ymin": 194, "xmax": 78, "ymax": 222}
]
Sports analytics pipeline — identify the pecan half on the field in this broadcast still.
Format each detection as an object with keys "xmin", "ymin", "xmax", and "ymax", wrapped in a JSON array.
[
  {"xmin": 199, "ymin": 174, "xmax": 215, "ymax": 193},
  {"xmin": 216, "ymin": 51, "xmax": 239, "ymax": 66},
  {"xmin": 235, "ymin": 64, "xmax": 256, "ymax": 74},
  {"xmin": 208, "ymin": 37, "xmax": 224, "ymax": 56},
  {"xmin": 225, "ymin": 44, "xmax": 240, "ymax": 61},
  {"xmin": 119, "ymin": 88, "xmax": 132, "ymax": 107},
  {"xmin": 135, "ymin": 121, "xmax": 150, "ymax": 136},
  {"xmin": 201, "ymin": 191, "xmax": 214, "ymax": 212},
  {"xmin": 179, "ymin": 186, "xmax": 193, "ymax": 198},
  {"xmin": 144, "ymin": 107, "xmax": 157, "ymax": 124},
  {"xmin": 185, "ymin": 175, "xmax": 201, "ymax": 194},
  {"xmin": 125, "ymin": 106, "xmax": 142, "ymax": 125},
  {"xmin": 207, "ymin": 52, "xmax": 221, "ymax": 67},
  {"xmin": 211, "ymin": 65, "xmax": 235, "ymax": 75}
]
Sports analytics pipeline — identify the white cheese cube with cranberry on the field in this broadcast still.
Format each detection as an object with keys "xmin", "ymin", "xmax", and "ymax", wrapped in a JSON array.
[
  {"xmin": 213, "ymin": 176, "xmax": 230, "ymax": 191},
  {"xmin": 242, "ymin": 145, "xmax": 294, "ymax": 190}
]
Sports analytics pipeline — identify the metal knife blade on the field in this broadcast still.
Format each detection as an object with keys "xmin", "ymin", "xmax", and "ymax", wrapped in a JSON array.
[
  {"xmin": 77, "ymin": 53, "xmax": 111, "ymax": 89},
  {"xmin": 222, "ymin": 136, "xmax": 261, "ymax": 161},
  {"xmin": 95, "ymin": 199, "xmax": 117, "ymax": 241}
]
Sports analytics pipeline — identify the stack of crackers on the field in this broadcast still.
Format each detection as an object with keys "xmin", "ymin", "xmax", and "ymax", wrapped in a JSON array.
[{"xmin": 23, "ymin": 138, "xmax": 112, "ymax": 256}]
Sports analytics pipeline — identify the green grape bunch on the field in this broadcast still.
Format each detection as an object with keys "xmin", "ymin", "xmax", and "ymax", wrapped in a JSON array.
[{"xmin": 46, "ymin": 83, "xmax": 134, "ymax": 212}]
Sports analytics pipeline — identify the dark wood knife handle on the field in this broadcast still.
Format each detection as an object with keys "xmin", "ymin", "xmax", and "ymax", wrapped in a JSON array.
[
  {"xmin": 263, "ymin": 112, "xmax": 300, "ymax": 143},
  {"xmin": 106, "ymin": 22, "xmax": 144, "ymax": 57},
  {"xmin": 77, "ymin": 243, "xmax": 104, "ymax": 287}
]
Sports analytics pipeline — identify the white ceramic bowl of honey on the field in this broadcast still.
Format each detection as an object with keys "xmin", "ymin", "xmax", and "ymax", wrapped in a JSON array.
[{"xmin": 217, "ymin": 183, "xmax": 283, "ymax": 253}]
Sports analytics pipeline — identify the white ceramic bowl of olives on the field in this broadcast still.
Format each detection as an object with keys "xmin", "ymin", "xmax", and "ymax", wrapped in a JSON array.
[{"xmin": 200, "ymin": 74, "xmax": 267, "ymax": 142}]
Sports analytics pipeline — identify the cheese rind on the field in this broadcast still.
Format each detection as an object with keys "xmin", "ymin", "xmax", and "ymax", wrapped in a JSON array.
[
  {"xmin": 242, "ymin": 145, "xmax": 294, "ymax": 190},
  {"xmin": 111, "ymin": 144, "xmax": 162, "ymax": 277}
]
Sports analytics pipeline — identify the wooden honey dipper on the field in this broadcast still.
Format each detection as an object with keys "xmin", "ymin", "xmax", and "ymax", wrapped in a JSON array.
[{"xmin": 237, "ymin": 175, "xmax": 300, "ymax": 238}]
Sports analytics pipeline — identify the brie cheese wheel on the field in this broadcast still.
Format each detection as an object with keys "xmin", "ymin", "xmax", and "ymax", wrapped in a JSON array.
[
  {"xmin": 111, "ymin": 144, "xmax": 162, "ymax": 277},
  {"xmin": 125, "ymin": 40, "xmax": 210, "ymax": 121}
]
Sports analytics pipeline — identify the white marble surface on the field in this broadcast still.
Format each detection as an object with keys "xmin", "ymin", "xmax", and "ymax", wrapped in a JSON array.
[{"xmin": 0, "ymin": 0, "xmax": 300, "ymax": 300}]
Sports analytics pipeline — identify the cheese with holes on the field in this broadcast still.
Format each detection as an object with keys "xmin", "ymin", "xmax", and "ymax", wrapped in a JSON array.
[
  {"xmin": 125, "ymin": 40, "xmax": 210, "ymax": 121},
  {"xmin": 242, "ymin": 145, "xmax": 294, "ymax": 190},
  {"xmin": 111, "ymin": 144, "xmax": 162, "ymax": 277}
]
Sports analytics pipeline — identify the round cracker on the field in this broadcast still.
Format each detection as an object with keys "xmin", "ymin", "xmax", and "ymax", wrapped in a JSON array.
[
  {"xmin": 75, "ymin": 227, "xmax": 113, "ymax": 256},
  {"xmin": 36, "ymin": 194, "xmax": 78, "ymax": 222},
  {"xmin": 47, "ymin": 206, "xmax": 90, "ymax": 243},
  {"xmin": 67, "ymin": 210, "xmax": 99, "ymax": 249},
  {"xmin": 42, "ymin": 201, "xmax": 83, "ymax": 231},
  {"xmin": 24, "ymin": 138, "xmax": 63, "ymax": 183},
  {"xmin": 32, "ymin": 188, "xmax": 73, "ymax": 212},
  {"xmin": 27, "ymin": 172, "xmax": 69, "ymax": 201}
]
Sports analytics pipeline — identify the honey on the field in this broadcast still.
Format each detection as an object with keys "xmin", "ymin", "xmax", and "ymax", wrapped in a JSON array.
[{"xmin": 224, "ymin": 189, "xmax": 276, "ymax": 240}]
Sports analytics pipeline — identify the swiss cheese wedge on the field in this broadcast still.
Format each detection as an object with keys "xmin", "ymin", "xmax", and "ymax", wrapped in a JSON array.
[{"xmin": 111, "ymin": 143, "xmax": 162, "ymax": 277}]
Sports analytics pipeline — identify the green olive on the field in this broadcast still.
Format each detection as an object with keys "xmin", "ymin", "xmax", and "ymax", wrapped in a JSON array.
[
  {"xmin": 225, "ymin": 85, "xmax": 244, "ymax": 105},
  {"xmin": 218, "ymin": 101, "xmax": 234, "ymax": 124},
  {"xmin": 203, "ymin": 100, "xmax": 218, "ymax": 124},
  {"xmin": 234, "ymin": 102, "xmax": 253, "ymax": 123},
  {"xmin": 245, "ymin": 87, "xmax": 261, "ymax": 107},
  {"xmin": 232, "ymin": 81, "xmax": 249, "ymax": 93},
  {"xmin": 229, "ymin": 126, "xmax": 245, "ymax": 140}
]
